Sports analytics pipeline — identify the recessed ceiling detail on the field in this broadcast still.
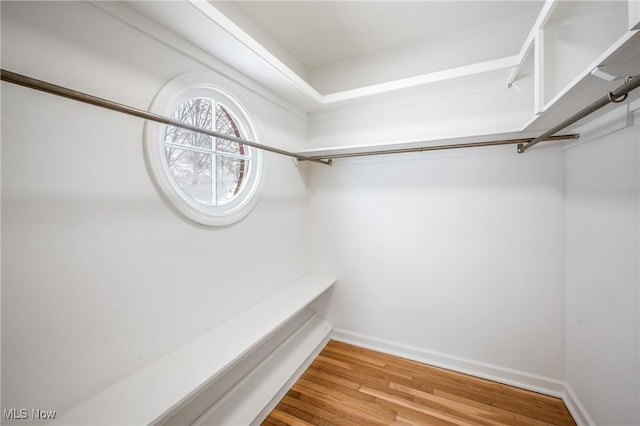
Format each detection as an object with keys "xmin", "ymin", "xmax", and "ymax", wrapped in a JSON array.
[
  {"xmin": 212, "ymin": 0, "xmax": 545, "ymax": 94},
  {"xmin": 216, "ymin": 1, "xmax": 545, "ymax": 69},
  {"xmin": 122, "ymin": 0, "xmax": 638, "ymax": 135}
]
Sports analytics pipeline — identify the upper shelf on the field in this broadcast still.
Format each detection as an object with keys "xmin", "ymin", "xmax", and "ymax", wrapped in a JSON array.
[
  {"xmin": 522, "ymin": 0, "xmax": 640, "ymax": 133},
  {"xmin": 108, "ymin": 0, "xmax": 639, "ymax": 152},
  {"xmin": 120, "ymin": 0, "xmax": 638, "ymax": 107},
  {"xmin": 539, "ymin": 1, "xmax": 630, "ymax": 112}
]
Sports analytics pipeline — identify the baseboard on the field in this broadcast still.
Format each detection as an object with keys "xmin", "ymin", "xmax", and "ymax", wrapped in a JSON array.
[
  {"xmin": 331, "ymin": 328, "xmax": 566, "ymax": 398},
  {"xmin": 191, "ymin": 314, "xmax": 333, "ymax": 426},
  {"xmin": 563, "ymin": 384, "xmax": 595, "ymax": 426}
]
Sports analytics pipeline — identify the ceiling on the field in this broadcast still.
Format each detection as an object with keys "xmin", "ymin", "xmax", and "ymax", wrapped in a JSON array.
[
  {"xmin": 211, "ymin": 1, "xmax": 545, "ymax": 94},
  {"xmin": 122, "ymin": 0, "xmax": 636, "ymax": 123},
  {"xmin": 110, "ymin": 0, "xmax": 638, "ymax": 152},
  {"xmin": 217, "ymin": 1, "xmax": 544, "ymax": 69}
]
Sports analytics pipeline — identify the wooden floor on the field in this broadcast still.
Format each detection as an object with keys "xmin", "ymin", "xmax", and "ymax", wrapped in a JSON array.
[{"xmin": 262, "ymin": 340, "xmax": 576, "ymax": 426}]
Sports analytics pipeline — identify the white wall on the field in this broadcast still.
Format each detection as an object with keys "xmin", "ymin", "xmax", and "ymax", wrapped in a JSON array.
[
  {"xmin": 565, "ymin": 108, "xmax": 639, "ymax": 425},
  {"xmin": 307, "ymin": 146, "xmax": 567, "ymax": 387},
  {"xmin": 1, "ymin": 1, "xmax": 309, "ymax": 418},
  {"xmin": 308, "ymin": 73, "xmax": 535, "ymax": 151},
  {"xmin": 3, "ymin": 2, "xmax": 639, "ymax": 424}
]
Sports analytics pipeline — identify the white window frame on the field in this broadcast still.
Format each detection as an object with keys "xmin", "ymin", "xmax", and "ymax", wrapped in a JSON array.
[{"xmin": 144, "ymin": 73, "xmax": 263, "ymax": 227}]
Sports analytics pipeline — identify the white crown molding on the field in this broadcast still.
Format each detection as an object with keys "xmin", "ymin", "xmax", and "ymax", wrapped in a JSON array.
[
  {"xmin": 186, "ymin": 0, "xmax": 324, "ymax": 105},
  {"xmin": 106, "ymin": 0, "xmax": 638, "ymax": 156},
  {"xmin": 133, "ymin": 0, "xmax": 526, "ymax": 110},
  {"xmin": 324, "ymin": 56, "xmax": 519, "ymax": 104},
  {"xmin": 91, "ymin": 1, "xmax": 309, "ymax": 119}
]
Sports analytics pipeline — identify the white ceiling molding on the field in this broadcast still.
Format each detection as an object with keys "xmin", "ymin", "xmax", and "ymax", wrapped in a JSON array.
[
  {"xmin": 323, "ymin": 56, "xmax": 519, "ymax": 104},
  {"xmin": 93, "ymin": 1, "xmax": 310, "ymax": 118},
  {"xmin": 224, "ymin": 1, "xmax": 543, "ymax": 70},
  {"xmin": 125, "ymin": 0, "xmax": 539, "ymax": 111},
  {"xmin": 188, "ymin": 1, "xmax": 527, "ymax": 108},
  {"xmin": 119, "ymin": 0, "xmax": 638, "ymax": 152},
  {"xmin": 187, "ymin": 0, "xmax": 323, "ymax": 104}
]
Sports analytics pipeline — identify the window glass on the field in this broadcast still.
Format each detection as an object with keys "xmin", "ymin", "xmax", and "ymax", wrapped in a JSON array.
[{"xmin": 145, "ymin": 75, "xmax": 263, "ymax": 227}]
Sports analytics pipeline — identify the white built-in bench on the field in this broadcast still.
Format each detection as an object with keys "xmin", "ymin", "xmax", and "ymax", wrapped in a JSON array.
[{"xmin": 53, "ymin": 275, "xmax": 336, "ymax": 426}]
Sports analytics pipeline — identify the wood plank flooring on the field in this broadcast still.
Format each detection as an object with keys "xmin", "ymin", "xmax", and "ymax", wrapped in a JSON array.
[{"xmin": 262, "ymin": 340, "xmax": 576, "ymax": 426}]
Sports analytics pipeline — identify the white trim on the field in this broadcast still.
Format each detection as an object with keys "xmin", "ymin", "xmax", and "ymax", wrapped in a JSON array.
[
  {"xmin": 144, "ymin": 73, "xmax": 264, "ymax": 227},
  {"xmin": 563, "ymin": 384, "xmax": 596, "ymax": 426},
  {"xmin": 186, "ymin": 1, "xmax": 520, "ymax": 107},
  {"xmin": 186, "ymin": 0, "xmax": 323, "ymax": 104},
  {"xmin": 89, "ymin": 1, "xmax": 308, "ymax": 119},
  {"xmin": 631, "ymin": 0, "xmax": 640, "ymax": 31},
  {"xmin": 542, "ymin": 30, "xmax": 638, "ymax": 112},
  {"xmin": 534, "ymin": 28, "xmax": 546, "ymax": 114},
  {"xmin": 507, "ymin": 40, "xmax": 533, "ymax": 87},
  {"xmin": 331, "ymin": 328, "xmax": 566, "ymax": 398},
  {"xmin": 507, "ymin": 0, "xmax": 558, "ymax": 86},
  {"xmin": 323, "ymin": 56, "xmax": 519, "ymax": 104}
]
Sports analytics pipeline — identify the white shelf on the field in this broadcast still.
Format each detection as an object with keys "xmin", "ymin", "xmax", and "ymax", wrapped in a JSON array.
[
  {"xmin": 52, "ymin": 275, "xmax": 336, "ymax": 426},
  {"xmin": 541, "ymin": 2, "xmax": 628, "ymax": 108},
  {"xmin": 524, "ymin": 29, "xmax": 640, "ymax": 134}
]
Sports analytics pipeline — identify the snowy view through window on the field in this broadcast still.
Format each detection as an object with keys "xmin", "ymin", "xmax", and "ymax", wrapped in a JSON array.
[{"xmin": 164, "ymin": 97, "xmax": 250, "ymax": 206}]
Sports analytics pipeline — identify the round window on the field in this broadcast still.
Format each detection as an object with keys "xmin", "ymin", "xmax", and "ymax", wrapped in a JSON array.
[{"xmin": 145, "ymin": 74, "xmax": 263, "ymax": 227}]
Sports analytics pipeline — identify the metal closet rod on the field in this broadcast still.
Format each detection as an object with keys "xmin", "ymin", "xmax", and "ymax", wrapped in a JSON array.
[
  {"xmin": 3, "ymin": 68, "xmax": 637, "ymax": 163},
  {"xmin": 0, "ymin": 69, "xmax": 331, "ymax": 166},
  {"xmin": 519, "ymin": 74, "xmax": 640, "ymax": 153},
  {"xmin": 306, "ymin": 134, "xmax": 579, "ymax": 161},
  {"xmin": 306, "ymin": 74, "xmax": 640, "ymax": 161}
]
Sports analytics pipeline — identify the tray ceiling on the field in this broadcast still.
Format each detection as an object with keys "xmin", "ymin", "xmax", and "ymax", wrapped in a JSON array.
[
  {"xmin": 216, "ymin": 1, "xmax": 545, "ymax": 69},
  {"xmin": 122, "ymin": 0, "xmax": 635, "ymax": 120}
]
